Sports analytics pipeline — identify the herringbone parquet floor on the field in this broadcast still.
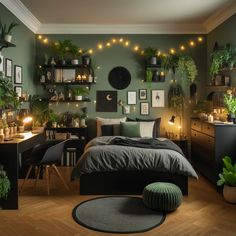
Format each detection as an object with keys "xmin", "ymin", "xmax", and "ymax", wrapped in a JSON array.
[{"xmin": 0, "ymin": 167, "xmax": 236, "ymax": 236}]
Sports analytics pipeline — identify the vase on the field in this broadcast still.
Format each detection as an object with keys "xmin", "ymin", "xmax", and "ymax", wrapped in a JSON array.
[
  {"xmin": 71, "ymin": 59, "xmax": 79, "ymax": 65},
  {"xmin": 149, "ymin": 56, "xmax": 157, "ymax": 65},
  {"xmin": 223, "ymin": 185, "xmax": 236, "ymax": 203},
  {"xmin": 4, "ymin": 34, "xmax": 12, "ymax": 43}
]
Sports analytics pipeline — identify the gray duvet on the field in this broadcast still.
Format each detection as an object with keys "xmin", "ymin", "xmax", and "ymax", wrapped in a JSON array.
[{"xmin": 71, "ymin": 136, "xmax": 198, "ymax": 180}]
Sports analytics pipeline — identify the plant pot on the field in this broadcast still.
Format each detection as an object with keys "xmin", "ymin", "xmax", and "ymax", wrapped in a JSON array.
[
  {"xmin": 227, "ymin": 114, "xmax": 236, "ymax": 123},
  {"xmin": 4, "ymin": 34, "xmax": 12, "ymax": 43},
  {"xmin": 71, "ymin": 59, "xmax": 79, "ymax": 65},
  {"xmin": 82, "ymin": 55, "xmax": 90, "ymax": 65},
  {"xmin": 149, "ymin": 56, "xmax": 157, "ymax": 65},
  {"xmin": 52, "ymin": 122, "xmax": 57, "ymax": 128},
  {"xmin": 80, "ymin": 119, "xmax": 86, "ymax": 127},
  {"xmin": 75, "ymin": 95, "xmax": 82, "ymax": 101},
  {"xmin": 223, "ymin": 185, "xmax": 236, "ymax": 203}
]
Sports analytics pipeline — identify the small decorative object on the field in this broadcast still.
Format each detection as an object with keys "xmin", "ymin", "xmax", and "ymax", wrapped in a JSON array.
[
  {"xmin": 82, "ymin": 54, "xmax": 91, "ymax": 65},
  {"xmin": 0, "ymin": 164, "xmax": 11, "ymax": 201},
  {"xmin": 14, "ymin": 86, "xmax": 22, "ymax": 98},
  {"xmin": 123, "ymin": 105, "xmax": 130, "ymax": 114},
  {"xmin": 58, "ymin": 92, "xmax": 65, "ymax": 101},
  {"xmin": 224, "ymin": 76, "xmax": 231, "ymax": 86},
  {"xmin": 50, "ymin": 90, "xmax": 59, "ymax": 101},
  {"xmin": 0, "ymin": 55, "xmax": 3, "ymax": 72},
  {"xmin": 139, "ymin": 89, "xmax": 147, "ymax": 100},
  {"xmin": 152, "ymin": 70, "xmax": 159, "ymax": 82},
  {"xmin": 151, "ymin": 90, "xmax": 165, "ymax": 107},
  {"xmin": 140, "ymin": 102, "xmax": 149, "ymax": 115},
  {"xmin": 127, "ymin": 91, "xmax": 137, "ymax": 105},
  {"xmin": 40, "ymin": 75, "xmax": 46, "ymax": 83},
  {"xmin": 108, "ymin": 67, "xmax": 131, "ymax": 90},
  {"xmin": 14, "ymin": 65, "xmax": 22, "ymax": 84},
  {"xmin": 217, "ymin": 156, "xmax": 236, "ymax": 203},
  {"xmin": 50, "ymin": 57, "xmax": 56, "ymax": 66},
  {"xmin": 96, "ymin": 91, "xmax": 117, "ymax": 112},
  {"xmin": 5, "ymin": 58, "xmax": 12, "ymax": 78},
  {"xmin": 68, "ymin": 89, "xmax": 73, "ymax": 101}
]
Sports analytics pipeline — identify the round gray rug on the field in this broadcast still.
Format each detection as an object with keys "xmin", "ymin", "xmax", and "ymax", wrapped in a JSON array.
[{"xmin": 72, "ymin": 196, "xmax": 165, "ymax": 233}]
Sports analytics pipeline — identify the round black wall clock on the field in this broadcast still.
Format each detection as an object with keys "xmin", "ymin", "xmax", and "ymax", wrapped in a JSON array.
[{"xmin": 108, "ymin": 66, "xmax": 131, "ymax": 90}]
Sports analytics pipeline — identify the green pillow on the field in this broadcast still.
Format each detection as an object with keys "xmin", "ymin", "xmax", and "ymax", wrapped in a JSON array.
[{"xmin": 120, "ymin": 122, "xmax": 141, "ymax": 138}]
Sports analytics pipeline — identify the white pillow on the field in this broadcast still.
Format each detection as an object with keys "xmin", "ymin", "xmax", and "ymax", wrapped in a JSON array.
[
  {"xmin": 96, "ymin": 117, "xmax": 127, "ymax": 136},
  {"xmin": 139, "ymin": 122, "xmax": 155, "ymax": 137}
]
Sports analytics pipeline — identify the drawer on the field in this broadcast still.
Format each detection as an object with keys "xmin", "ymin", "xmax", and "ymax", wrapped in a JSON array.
[
  {"xmin": 191, "ymin": 120, "xmax": 202, "ymax": 131},
  {"xmin": 202, "ymin": 123, "xmax": 215, "ymax": 137}
]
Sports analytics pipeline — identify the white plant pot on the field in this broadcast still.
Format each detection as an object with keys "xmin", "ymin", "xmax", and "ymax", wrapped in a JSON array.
[
  {"xmin": 71, "ymin": 59, "xmax": 79, "ymax": 65},
  {"xmin": 223, "ymin": 185, "xmax": 236, "ymax": 203},
  {"xmin": 4, "ymin": 34, "xmax": 12, "ymax": 43},
  {"xmin": 80, "ymin": 119, "xmax": 86, "ymax": 127},
  {"xmin": 52, "ymin": 122, "xmax": 57, "ymax": 128},
  {"xmin": 75, "ymin": 95, "xmax": 82, "ymax": 101}
]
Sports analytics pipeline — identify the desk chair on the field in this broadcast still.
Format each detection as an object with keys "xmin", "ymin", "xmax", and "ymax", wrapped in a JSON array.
[{"xmin": 20, "ymin": 140, "xmax": 69, "ymax": 195}]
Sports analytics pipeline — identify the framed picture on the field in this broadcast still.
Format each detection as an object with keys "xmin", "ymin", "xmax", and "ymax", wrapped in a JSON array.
[
  {"xmin": 96, "ymin": 90, "xmax": 117, "ymax": 112},
  {"xmin": 62, "ymin": 69, "xmax": 76, "ymax": 82},
  {"xmin": 140, "ymin": 102, "xmax": 150, "ymax": 115},
  {"xmin": 14, "ymin": 86, "xmax": 22, "ymax": 98},
  {"xmin": 0, "ymin": 55, "xmax": 3, "ymax": 72},
  {"xmin": 123, "ymin": 105, "xmax": 130, "ymax": 114},
  {"xmin": 151, "ymin": 90, "xmax": 165, "ymax": 107},
  {"xmin": 14, "ymin": 65, "xmax": 22, "ymax": 84},
  {"xmin": 5, "ymin": 58, "xmax": 12, "ymax": 78},
  {"xmin": 127, "ymin": 91, "xmax": 137, "ymax": 105},
  {"xmin": 139, "ymin": 89, "xmax": 147, "ymax": 100}
]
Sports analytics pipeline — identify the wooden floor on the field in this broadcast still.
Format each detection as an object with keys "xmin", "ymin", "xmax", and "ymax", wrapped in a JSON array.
[{"xmin": 1, "ymin": 167, "xmax": 236, "ymax": 236}]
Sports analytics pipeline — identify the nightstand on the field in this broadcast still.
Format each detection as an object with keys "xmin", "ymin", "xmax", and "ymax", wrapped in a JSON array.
[{"xmin": 170, "ymin": 138, "xmax": 188, "ymax": 159}]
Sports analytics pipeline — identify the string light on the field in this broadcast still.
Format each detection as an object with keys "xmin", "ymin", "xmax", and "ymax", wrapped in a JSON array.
[
  {"xmin": 180, "ymin": 45, "xmax": 185, "ymax": 51},
  {"xmin": 43, "ymin": 38, "xmax": 48, "ymax": 44},
  {"xmin": 112, "ymin": 38, "xmax": 117, "ymax": 43},
  {"xmin": 38, "ymin": 35, "xmax": 42, "ymax": 39},
  {"xmin": 157, "ymin": 51, "xmax": 161, "ymax": 56},
  {"xmin": 170, "ymin": 48, "xmax": 175, "ymax": 54},
  {"xmin": 88, "ymin": 49, "xmax": 93, "ymax": 54},
  {"xmin": 134, "ymin": 45, "xmax": 139, "ymax": 51},
  {"xmin": 106, "ymin": 42, "xmax": 111, "ymax": 47},
  {"xmin": 198, "ymin": 37, "xmax": 203, "ymax": 42},
  {"xmin": 119, "ymin": 38, "xmax": 124, "ymax": 43},
  {"xmin": 78, "ymin": 49, "xmax": 83, "ymax": 54},
  {"xmin": 124, "ymin": 41, "xmax": 130, "ymax": 46},
  {"xmin": 189, "ymin": 41, "xmax": 195, "ymax": 47},
  {"xmin": 98, "ymin": 44, "xmax": 103, "ymax": 50}
]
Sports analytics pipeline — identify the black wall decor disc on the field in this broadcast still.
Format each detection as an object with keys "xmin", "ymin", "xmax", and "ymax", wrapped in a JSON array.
[{"xmin": 108, "ymin": 66, "xmax": 131, "ymax": 90}]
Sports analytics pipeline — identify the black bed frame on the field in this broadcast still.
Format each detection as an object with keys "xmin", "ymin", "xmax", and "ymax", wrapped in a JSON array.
[{"xmin": 80, "ymin": 170, "xmax": 188, "ymax": 195}]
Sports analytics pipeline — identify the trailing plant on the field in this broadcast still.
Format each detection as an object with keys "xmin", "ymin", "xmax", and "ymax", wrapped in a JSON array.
[
  {"xmin": 162, "ymin": 53, "xmax": 179, "ymax": 74},
  {"xmin": 0, "ymin": 164, "xmax": 11, "ymax": 200},
  {"xmin": 145, "ymin": 69, "xmax": 153, "ymax": 88},
  {"xmin": 210, "ymin": 44, "xmax": 236, "ymax": 76},
  {"xmin": 30, "ymin": 95, "xmax": 50, "ymax": 126},
  {"xmin": 168, "ymin": 82, "xmax": 185, "ymax": 113},
  {"xmin": 0, "ymin": 72, "xmax": 19, "ymax": 109},
  {"xmin": 224, "ymin": 89, "xmax": 236, "ymax": 115},
  {"xmin": 217, "ymin": 156, "xmax": 236, "ymax": 187}
]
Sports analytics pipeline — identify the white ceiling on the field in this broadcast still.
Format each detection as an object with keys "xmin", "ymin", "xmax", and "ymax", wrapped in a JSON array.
[{"xmin": 1, "ymin": 0, "xmax": 236, "ymax": 34}]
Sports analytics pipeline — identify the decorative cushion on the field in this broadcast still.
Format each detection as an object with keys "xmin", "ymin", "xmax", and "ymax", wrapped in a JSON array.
[
  {"xmin": 96, "ymin": 117, "xmax": 126, "ymax": 136},
  {"xmin": 139, "ymin": 122, "xmax": 155, "ymax": 137},
  {"xmin": 142, "ymin": 182, "xmax": 183, "ymax": 212},
  {"xmin": 101, "ymin": 125, "xmax": 114, "ymax": 136},
  {"xmin": 120, "ymin": 122, "xmax": 141, "ymax": 138},
  {"xmin": 136, "ymin": 118, "xmax": 161, "ymax": 138}
]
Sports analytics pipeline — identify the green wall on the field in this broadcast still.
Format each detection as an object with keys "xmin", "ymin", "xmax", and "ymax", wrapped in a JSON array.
[
  {"xmin": 207, "ymin": 13, "xmax": 236, "ymax": 87},
  {"xmin": 0, "ymin": 3, "xmax": 36, "ymax": 95},
  {"xmin": 36, "ymin": 34, "xmax": 206, "ymax": 136}
]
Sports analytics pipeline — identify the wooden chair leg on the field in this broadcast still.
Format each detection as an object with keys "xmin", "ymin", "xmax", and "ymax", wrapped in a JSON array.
[
  {"xmin": 45, "ymin": 165, "xmax": 50, "ymax": 195},
  {"xmin": 34, "ymin": 165, "xmax": 41, "ymax": 188},
  {"xmin": 52, "ymin": 164, "xmax": 69, "ymax": 190},
  {"xmin": 20, "ymin": 165, "xmax": 33, "ymax": 193}
]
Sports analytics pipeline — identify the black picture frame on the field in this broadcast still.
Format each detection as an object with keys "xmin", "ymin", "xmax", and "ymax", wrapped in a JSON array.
[
  {"xmin": 96, "ymin": 90, "xmax": 117, "ymax": 112},
  {"xmin": 127, "ymin": 91, "xmax": 137, "ymax": 105},
  {"xmin": 139, "ymin": 89, "xmax": 147, "ymax": 100},
  {"xmin": 14, "ymin": 86, "xmax": 22, "ymax": 98},
  {"xmin": 14, "ymin": 65, "xmax": 22, "ymax": 84},
  {"xmin": 5, "ymin": 58, "xmax": 12, "ymax": 78},
  {"xmin": 140, "ymin": 102, "xmax": 150, "ymax": 115},
  {"xmin": 151, "ymin": 90, "xmax": 165, "ymax": 107}
]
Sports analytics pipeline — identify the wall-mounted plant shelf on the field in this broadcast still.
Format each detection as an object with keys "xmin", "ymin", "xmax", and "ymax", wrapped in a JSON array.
[
  {"xmin": 0, "ymin": 39, "xmax": 16, "ymax": 51},
  {"xmin": 144, "ymin": 64, "xmax": 165, "ymax": 83},
  {"xmin": 49, "ymin": 98, "xmax": 91, "ymax": 103}
]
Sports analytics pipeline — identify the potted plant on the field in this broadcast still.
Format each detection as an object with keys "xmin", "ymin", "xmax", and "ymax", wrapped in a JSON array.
[
  {"xmin": 210, "ymin": 44, "xmax": 236, "ymax": 76},
  {"xmin": 69, "ymin": 43, "xmax": 81, "ymax": 65},
  {"xmin": 223, "ymin": 89, "xmax": 236, "ymax": 123},
  {"xmin": 48, "ymin": 110, "xmax": 61, "ymax": 128},
  {"xmin": 0, "ymin": 20, "xmax": 19, "ymax": 42},
  {"xmin": 79, "ymin": 107, "xmax": 87, "ymax": 127},
  {"xmin": 143, "ymin": 47, "xmax": 158, "ymax": 65},
  {"xmin": 0, "ymin": 164, "xmax": 11, "ymax": 208},
  {"xmin": 73, "ymin": 87, "xmax": 89, "ymax": 101},
  {"xmin": 52, "ymin": 39, "xmax": 72, "ymax": 65},
  {"xmin": 146, "ymin": 69, "xmax": 153, "ymax": 88},
  {"xmin": 217, "ymin": 156, "xmax": 236, "ymax": 203}
]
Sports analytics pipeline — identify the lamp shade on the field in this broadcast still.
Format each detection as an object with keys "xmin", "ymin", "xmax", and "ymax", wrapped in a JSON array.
[{"xmin": 168, "ymin": 115, "xmax": 176, "ymax": 125}]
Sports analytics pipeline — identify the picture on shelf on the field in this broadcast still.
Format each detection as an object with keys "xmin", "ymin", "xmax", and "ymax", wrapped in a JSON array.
[
  {"xmin": 140, "ymin": 102, "xmax": 149, "ymax": 115},
  {"xmin": 139, "ymin": 89, "xmax": 147, "ymax": 100},
  {"xmin": 127, "ymin": 91, "xmax": 137, "ymax": 105},
  {"xmin": 151, "ymin": 90, "xmax": 165, "ymax": 107},
  {"xmin": 62, "ymin": 69, "xmax": 76, "ymax": 82},
  {"xmin": 5, "ymin": 58, "xmax": 12, "ymax": 78},
  {"xmin": 123, "ymin": 105, "xmax": 131, "ymax": 114},
  {"xmin": 14, "ymin": 86, "xmax": 22, "ymax": 98},
  {"xmin": 0, "ymin": 55, "xmax": 3, "ymax": 72},
  {"xmin": 14, "ymin": 65, "xmax": 22, "ymax": 84}
]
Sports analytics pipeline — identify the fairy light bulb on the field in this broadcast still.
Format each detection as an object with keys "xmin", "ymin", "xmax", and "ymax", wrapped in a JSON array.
[
  {"xmin": 198, "ymin": 37, "xmax": 203, "ymax": 42},
  {"xmin": 124, "ymin": 41, "xmax": 130, "ymax": 46},
  {"xmin": 170, "ymin": 48, "xmax": 175, "ymax": 54},
  {"xmin": 180, "ymin": 45, "xmax": 185, "ymax": 51},
  {"xmin": 157, "ymin": 51, "xmax": 161, "ymax": 56},
  {"xmin": 106, "ymin": 42, "xmax": 111, "ymax": 47},
  {"xmin": 190, "ymin": 41, "xmax": 195, "ymax": 47},
  {"xmin": 79, "ymin": 49, "xmax": 83, "ymax": 54},
  {"xmin": 88, "ymin": 49, "xmax": 93, "ymax": 54},
  {"xmin": 43, "ymin": 38, "xmax": 48, "ymax": 44},
  {"xmin": 119, "ymin": 38, "xmax": 124, "ymax": 43},
  {"xmin": 112, "ymin": 38, "xmax": 117, "ymax": 43},
  {"xmin": 38, "ymin": 35, "xmax": 42, "ymax": 40},
  {"xmin": 98, "ymin": 44, "xmax": 103, "ymax": 50},
  {"xmin": 134, "ymin": 45, "xmax": 139, "ymax": 51}
]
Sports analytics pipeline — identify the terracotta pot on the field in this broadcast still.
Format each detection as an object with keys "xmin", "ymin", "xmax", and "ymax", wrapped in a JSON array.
[{"xmin": 223, "ymin": 185, "xmax": 236, "ymax": 203}]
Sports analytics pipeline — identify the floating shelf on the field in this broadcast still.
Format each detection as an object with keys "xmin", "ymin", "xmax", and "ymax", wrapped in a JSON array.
[
  {"xmin": 0, "ymin": 39, "xmax": 16, "ymax": 51},
  {"xmin": 41, "ymin": 81, "xmax": 95, "ymax": 85},
  {"xmin": 49, "ymin": 99, "xmax": 91, "ymax": 103}
]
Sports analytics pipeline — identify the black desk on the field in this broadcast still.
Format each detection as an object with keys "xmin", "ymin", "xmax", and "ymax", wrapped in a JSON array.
[{"xmin": 0, "ymin": 132, "xmax": 45, "ymax": 209}]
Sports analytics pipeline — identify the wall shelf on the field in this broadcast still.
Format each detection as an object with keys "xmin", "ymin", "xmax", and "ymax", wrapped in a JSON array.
[
  {"xmin": 49, "ymin": 99, "xmax": 91, "ymax": 103},
  {"xmin": 0, "ymin": 39, "xmax": 16, "ymax": 51}
]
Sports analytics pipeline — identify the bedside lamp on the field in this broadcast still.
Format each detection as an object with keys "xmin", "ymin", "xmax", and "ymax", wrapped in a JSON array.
[
  {"xmin": 168, "ymin": 115, "xmax": 176, "ymax": 125},
  {"xmin": 22, "ymin": 116, "xmax": 33, "ymax": 131}
]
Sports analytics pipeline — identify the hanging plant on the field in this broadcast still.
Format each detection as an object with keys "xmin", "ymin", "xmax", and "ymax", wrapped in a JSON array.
[
  {"xmin": 0, "ymin": 164, "xmax": 11, "ymax": 200},
  {"xmin": 145, "ymin": 69, "xmax": 153, "ymax": 88}
]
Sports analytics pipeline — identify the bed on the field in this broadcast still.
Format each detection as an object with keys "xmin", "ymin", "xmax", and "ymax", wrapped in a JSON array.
[{"xmin": 71, "ymin": 136, "xmax": 198, "ymax": 195}]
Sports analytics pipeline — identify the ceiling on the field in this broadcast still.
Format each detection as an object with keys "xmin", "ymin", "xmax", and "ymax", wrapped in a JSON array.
[{"xmin": 2, "ymin": 0, "xmax": 236, "ymax": 34}]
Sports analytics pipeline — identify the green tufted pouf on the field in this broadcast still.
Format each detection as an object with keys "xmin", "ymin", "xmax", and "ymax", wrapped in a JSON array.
[{"xmin": 142, "ymin": 182, "xmax": 183, "ymax": 212}]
